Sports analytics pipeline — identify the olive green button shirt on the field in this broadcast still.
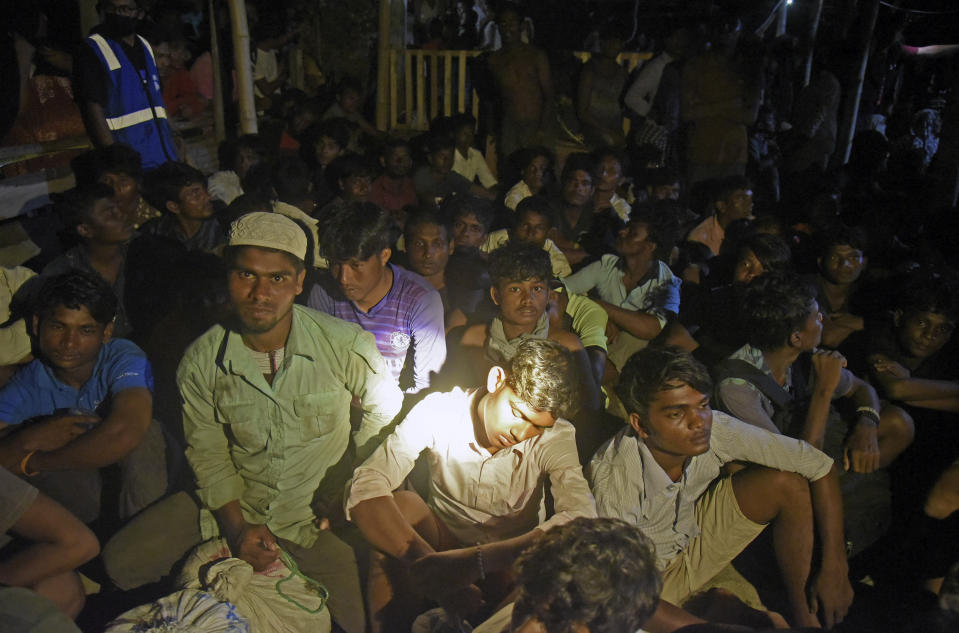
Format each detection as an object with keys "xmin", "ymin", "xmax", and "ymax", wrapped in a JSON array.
[{"xmin": 178, "ymin": 305, "xmax": 404, "ymax": 547}]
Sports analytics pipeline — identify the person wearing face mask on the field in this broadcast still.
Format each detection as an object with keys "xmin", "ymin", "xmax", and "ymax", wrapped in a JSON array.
[{"xmin": 74, "ymin": 0, "xmax": 178, "ymax": 169}]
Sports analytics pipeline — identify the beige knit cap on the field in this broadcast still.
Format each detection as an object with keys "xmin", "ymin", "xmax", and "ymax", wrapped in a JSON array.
[{"xmin": 228, "ymin": 212, "xmax": 308, "ymax": 261}]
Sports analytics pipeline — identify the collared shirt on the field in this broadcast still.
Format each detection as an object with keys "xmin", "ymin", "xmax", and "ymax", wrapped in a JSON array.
[
  {"xmin": 481, "ymin": 229, "xmax": 572, "ymax": 279},
  {"xmin": 347, "ymin": 388, "xmax": 597, "ymax": 544},
  {"xmin": 504, "ymin": 181, "xmax": 532, "ymax": 211},
  {"xmin": 0, "ymin": 339, "xmax": 152, "ymax": 424},
  {"xmin": 715, "ymin": 343, "xmax": 854, "ymax": 433},
  {"xmin": 453, "ymin": 147, "xmax": 497, "ymax": 188},
  {"xmin": 307, "ymin": 264, "xmax": 446, "ymax": 394},
  {"xmin": 139, "ymin": 214, "xmax": 225, "ymax": 252},
  {"xmin": 686, "ymin": 214, "xmax": 724, "ymax": 257},
  {"xmin": 562, "ymin": 255, "xmax": 680, "ymax": 329},
  {"xmin": 177, "ymin": 305, "xmax": 403, "ymax": 547},
  {"xmin": 587, "ymin": 411, "xmax": 833, "ymax": 567}
]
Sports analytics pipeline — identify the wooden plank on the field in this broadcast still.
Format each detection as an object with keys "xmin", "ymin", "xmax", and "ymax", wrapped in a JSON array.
[
  {"xmin": 416, "ymin": 52, "xmax": 426, "ymax": 129},
  {"xmin": 444, "ymin": 52, "xmax": 452, "ymax": 116},
  {"xmin": 458, "ymin": 53, "xmax": 467, "ymax": 113},
  {"xmin": 390, "ymin": 50, "xmax": 398, "ymax": 130},
  {"xmin": 429, "ymin": 53, "xmax": 439, "ymax": 124},
  {"xmin": 405, "ymin": 50, "xmax": 414, "ymax": 129}
]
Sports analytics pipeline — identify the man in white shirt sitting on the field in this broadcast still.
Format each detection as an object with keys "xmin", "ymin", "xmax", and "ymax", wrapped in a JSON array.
[
  {"xmin": 346, "ymin": 339, "xmax": 597, "ymax": 633},
  {"xmin": 588, "ymin": 345, "xmax": 853, "ymax": 629},
  {"xmin": 451, "ymin": 113, "xmax": 498, "ymax": 192}
]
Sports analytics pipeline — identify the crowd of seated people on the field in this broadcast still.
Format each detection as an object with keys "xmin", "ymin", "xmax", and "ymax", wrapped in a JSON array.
[{"xmin": 2, "ymin": 2, "xmax": 959, "ymax": 633}]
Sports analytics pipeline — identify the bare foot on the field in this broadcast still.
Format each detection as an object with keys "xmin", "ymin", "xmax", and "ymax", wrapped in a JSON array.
[{"xmin": 765, "ymin": 610, "xmax": 789, "ymax": 629}]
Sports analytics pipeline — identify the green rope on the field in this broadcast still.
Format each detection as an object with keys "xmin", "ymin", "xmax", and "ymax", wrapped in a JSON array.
[{"xmin": 275, "ymin": 548, "xmax": 330, "ymax": 614}]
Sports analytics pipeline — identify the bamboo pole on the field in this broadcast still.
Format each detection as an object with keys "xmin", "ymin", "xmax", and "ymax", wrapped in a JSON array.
[
  {"xmin": 416, "ymin": 53, "xmax": 425, "ymax": 129},
  {"xmin": 390, "ymin": 50, "xmax": 398, "ymax": 130},
  {"xmin": 209, "ymin": 0, "xmax": 225, "ymax": 142},
  {"xmin": 429, "ymin": 54, "xmax": 438, "ymax": 122},
  {"xmin": 376, "ymin": 0, "xmax": 391, "ymax": 131},
  {"xmin": 833, "ymin": 0, "xmax": 880, "ymax": 167},
  {"xmin": 458, "ymin": 53, "xmax": 467, "ymax": 113},
  {"xmin": 444, "ymin": 52, "xmax": 452, "ymax": 116},
  {"xmin": 405, "ymin": 50, "xmax": 414, "ymax": 128},
  {"xmin": 804, "ymin": 0, "xmax": 825, "ymax": 87},
  {"xmin": 227, "ymin": 0, "xmax": 257, "ymax": 134}
]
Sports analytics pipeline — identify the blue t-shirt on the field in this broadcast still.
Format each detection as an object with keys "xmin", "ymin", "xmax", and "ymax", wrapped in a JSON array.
[
  {"xmin": 307, "ymin": 263, "xmax": 445, "ymax": 394},
  {"xmin": 0, "ymin": 339, "xmax": 153, "ymax": 424}
]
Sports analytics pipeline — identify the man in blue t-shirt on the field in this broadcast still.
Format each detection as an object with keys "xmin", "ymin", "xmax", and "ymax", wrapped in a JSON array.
[
  {"xmin": 0, "ymin": 269, "xmax": 165, "ymax": 524},
  {"xmin": 308, "ymin": 201, "xmax": 446, "ymax": 394}
]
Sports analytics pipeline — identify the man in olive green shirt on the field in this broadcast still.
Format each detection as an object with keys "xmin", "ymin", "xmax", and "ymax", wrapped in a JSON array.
[{"xmin": 178, "ymin": 213, "xmax": 403, "ymax": 633}]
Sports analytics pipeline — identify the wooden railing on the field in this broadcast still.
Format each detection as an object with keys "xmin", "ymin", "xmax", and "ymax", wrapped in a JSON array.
[{"xmin": 388, "ymin": 49, "xmax": 653, "ymax": 133}]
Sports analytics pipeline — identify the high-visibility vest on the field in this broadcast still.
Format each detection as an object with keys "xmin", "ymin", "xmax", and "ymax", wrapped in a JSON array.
[{"xmin": 85, "ymin": 34, "xmax": 177, "ymax": 169}]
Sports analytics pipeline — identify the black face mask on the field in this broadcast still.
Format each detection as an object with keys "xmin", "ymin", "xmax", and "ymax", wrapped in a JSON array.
[{"xmin": 103, "ymin": 13, "xmax": 139, "ymax": 38}]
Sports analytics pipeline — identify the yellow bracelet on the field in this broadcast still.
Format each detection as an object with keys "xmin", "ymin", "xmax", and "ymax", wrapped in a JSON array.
[{"xmin": 20, "ymin": 450, "xmax": 39, "ymax": 477}]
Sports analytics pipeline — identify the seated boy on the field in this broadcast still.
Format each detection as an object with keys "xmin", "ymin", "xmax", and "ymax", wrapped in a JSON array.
[
  {"xmin": 317, "ymin": 153, "xmax": 375, "ymax": 218},
  {"xmin": 860, "ymin": 274, "xmax": 959, "ymax": 586},
  {"xmin": 714, "ymin": 272, "xmax": 913, "ymax": 475},
  {"xmin": 450, "ymin": 241, "xmax": 602, "ymax": 410},
  {"xmin": 685, "ymin": 176, "xmax": 754, "ymax": 257},
  {"xmin": 591, "ymin": 147, "xmax": 631, "ymax": 223},
  {"xmin": 399, "ymin": 208, "xmax": 481, "ymax": 332},
  {"xmin": 450, "ymin": 112, "xmax": 498, "ymax": 191},
  {"xmin": 347, "ymin": 339, "xmax": 597, "ymax": 633},
  {"xmin": 808, "ymin": 227, "xmax": 869, "ymax": 350},
  {"xmin": 414, "ymin": 135, "xmax": 492, "ymax": 210},
  {"xmin": 370, "ymin": 138, "xmax": 417, "ymax": 222},
  {"xmin": 0, "ymin": 269, "xmax": 166, "ymax": 525},
  {"xmin": 713, "ymin": 272, "xmax": 915, "ymax": 555},
  {"xmin": 562, "ymin": 207, "xmax": 680, "ymax": 373},
  {"xmin": 141, "ymin": 161, "xmax": 224, "ymax": 252},
  {"xmin": 666, "ymin": 232, "xmax": 792, "ymax": 368},
  {"xmin": 589, "ymin": 345, "xmax": 852, "ymax": 628},
  {"xmin": 481, "ymin": 196, "xmax": 572, "ymax": 279},
  {"xmin": 309, "ymin": 201, "xmax": 446, "ymax": 393},
  {"xmin": 503, "ymin": 146, "xmax": 551, "ymax": 211}
]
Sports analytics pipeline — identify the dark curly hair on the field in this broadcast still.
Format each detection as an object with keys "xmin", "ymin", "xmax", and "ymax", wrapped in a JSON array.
[
  {"xmin": 740, "ymin": 272, "xmax": 817, "ymax": 351},
  {"xmin": 511, "ymin": 517, "xmax": 662, "ymax": 633},
  {"xmin": 488, "ymin": 241, "xmax": 553, "ymax": 288},
  {"xmin": 737, "ymin": 232, "xmax": 792, "ymax": 273},
  {"xmin": 35, "ymin": 269, "xmax": 117, "ymax": 326},
  {"xmin": 506, "ymin": 339, "xmax": 580, "ymax": 421},
  {"xmin": 142, "ymin": 161, "xmax": 206, "ymax": 211},
  {"xmin": 615, "ymin": 345, "xmax": 713, "ymax": 417},
  {"xmin": 897, "ymin": 271, "xmax": 959, "ymax": 322}
]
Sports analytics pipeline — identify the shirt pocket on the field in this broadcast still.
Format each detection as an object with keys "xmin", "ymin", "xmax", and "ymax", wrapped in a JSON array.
[
  {"xmin": 216, "ymin": 401, "xmax": 267, "ymax": 450},
  {"xmin": 294, "ymin": 390, "xmax": 343, "ymax": 440}
]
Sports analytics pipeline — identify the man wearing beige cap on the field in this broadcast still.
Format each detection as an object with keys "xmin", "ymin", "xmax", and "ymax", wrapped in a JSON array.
[{"xmin": 171, "ymin": 212, "xmax": 404, "ymax": 633}]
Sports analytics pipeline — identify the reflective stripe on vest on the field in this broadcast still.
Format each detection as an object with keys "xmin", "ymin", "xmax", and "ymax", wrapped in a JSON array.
[
  {"xmin": 88, "ymin": 34, "xmax": 121, "ymax": 70},
  {"xmin": 105, "ymin": 106, "xmax": 169, "ymax": 130}
]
